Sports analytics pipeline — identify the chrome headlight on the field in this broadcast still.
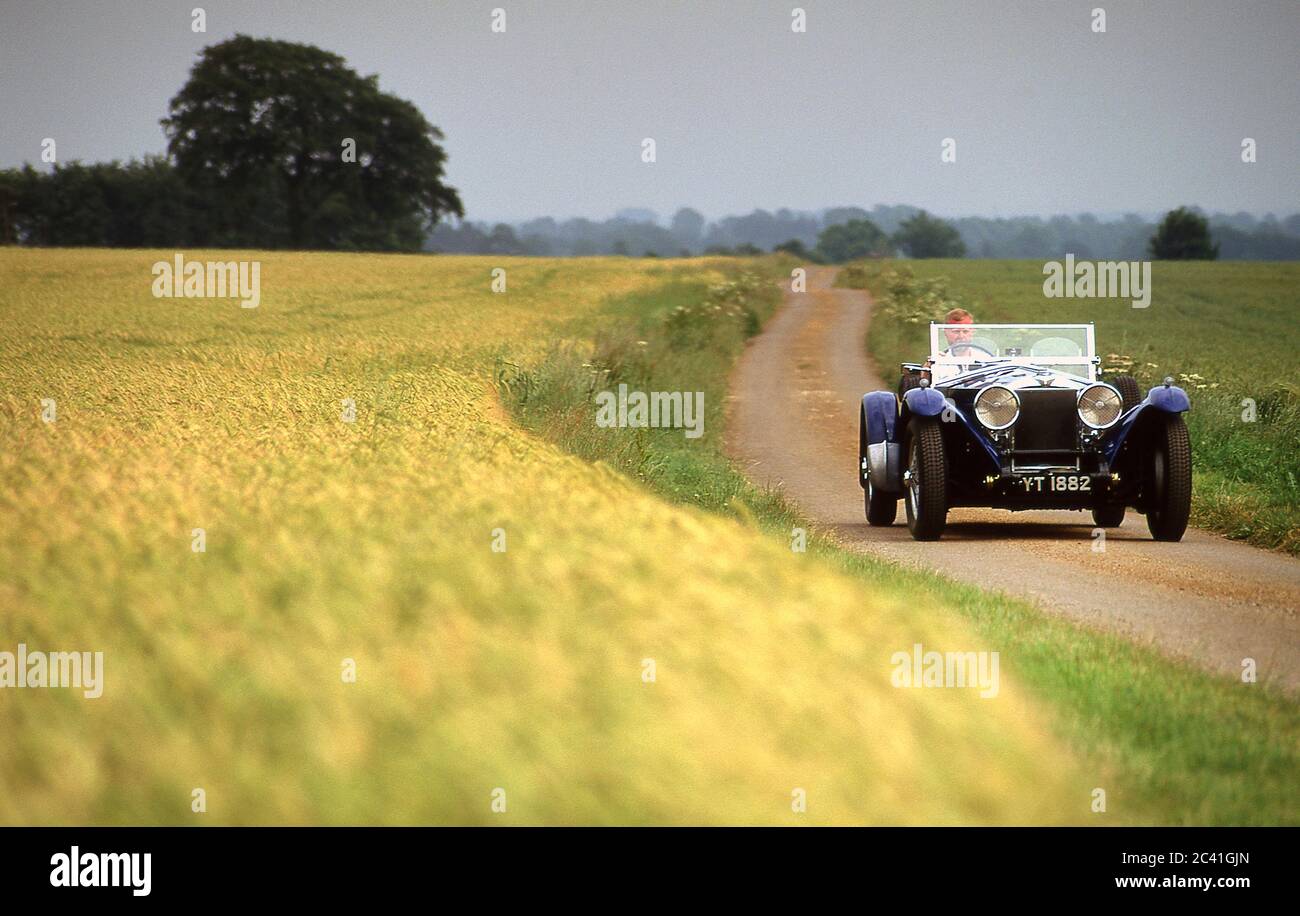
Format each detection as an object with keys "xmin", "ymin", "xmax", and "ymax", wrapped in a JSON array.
[
  {"xmin": 1078, "ymin": 383, "xmax": 1123, "ymax": 429},
  {"xmin": 973, "ymin": 385, "xmax": 1020, "ymax": 430}
]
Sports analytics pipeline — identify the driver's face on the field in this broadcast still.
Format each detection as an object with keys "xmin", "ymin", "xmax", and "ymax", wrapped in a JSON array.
[{"xmin": 944, "ymin": 323, "xmax": 974, "ymax": 346}]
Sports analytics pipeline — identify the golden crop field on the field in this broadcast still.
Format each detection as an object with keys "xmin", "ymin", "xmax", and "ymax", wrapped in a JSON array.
[{"xmin": 0, "ymin": 249, "xmax": 1085, "ymax": 824}]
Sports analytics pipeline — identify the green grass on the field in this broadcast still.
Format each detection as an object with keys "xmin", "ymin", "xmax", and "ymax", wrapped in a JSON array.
[
  {"xmin": 838, "ymin": 259, "xmax": 1300, "ymax": 554},
  {"xmin": 502, "ymin": 264, "xmax": 795, "ymax": 520},
  {"xmin": 504, "ymin": 260, "xmax": 1300, "ymax": 825}
]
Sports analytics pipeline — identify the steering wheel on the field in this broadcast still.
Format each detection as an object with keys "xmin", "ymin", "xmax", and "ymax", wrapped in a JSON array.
[{"xmin": 943, "ymin": 343, "xmax": 996, "ymax": 358}]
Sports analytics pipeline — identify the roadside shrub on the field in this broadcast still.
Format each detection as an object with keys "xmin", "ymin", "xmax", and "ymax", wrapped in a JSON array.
[
  {"xmin": 835, "ymin": 263, "xmax": 878, "ymax": 289},
  {"xmin": 663, "ymin": 272, "xmax": 765, "ymax": 348},
  {"xmin": 875, "ymin": 267, "xmax": 962, "ymax": 325}
]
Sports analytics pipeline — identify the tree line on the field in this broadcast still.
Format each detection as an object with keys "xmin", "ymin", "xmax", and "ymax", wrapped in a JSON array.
[{"xmin": 431, "ymin": 205, "xmax": 1276, "ymax": 261}]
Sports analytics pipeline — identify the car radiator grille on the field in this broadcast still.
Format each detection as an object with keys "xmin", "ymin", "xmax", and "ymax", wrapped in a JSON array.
[{"xmin": 1014, "ymin": 389, "xmax": 1077, "ymax": 451}]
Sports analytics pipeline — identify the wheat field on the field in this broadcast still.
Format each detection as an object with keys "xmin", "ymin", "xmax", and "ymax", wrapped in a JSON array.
[{"xmin": 0, "ymin": 249, "xmax": 1086, "ymax": 824}]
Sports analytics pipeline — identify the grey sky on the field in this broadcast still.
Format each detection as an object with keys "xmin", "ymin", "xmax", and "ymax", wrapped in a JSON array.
[{"xmin": 1, "ymin": 0, "xmax": 1296, "ymax": 222}]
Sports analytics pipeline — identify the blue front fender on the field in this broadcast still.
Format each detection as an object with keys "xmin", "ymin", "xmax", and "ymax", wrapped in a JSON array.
[
  {"xmin": 902, "ymin": 387, "xmax": 1001, "ymax": 473},
  {"xmin": 861, "ymin": 391, "xmax": 901, "ymax": 491},
  {"xmin": 902, "ymin": 385, "xmax": 945, "ymax": 417},
  {"xmin": 863, "ymin": 391, "xmax": 897, "ymax": 444},
  {"xmin": 1101, "ymin": 385, "xmax": 1190, "ymax": 463},
  {"xmin": 1147, "ymin": 384, "xmax": 1191, "ymax": 413}
]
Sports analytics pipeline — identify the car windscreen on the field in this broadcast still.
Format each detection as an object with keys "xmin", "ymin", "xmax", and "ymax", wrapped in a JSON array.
[{"xmin": 929, "ymin": 324, "xmax": 1094, "ymax": 376}]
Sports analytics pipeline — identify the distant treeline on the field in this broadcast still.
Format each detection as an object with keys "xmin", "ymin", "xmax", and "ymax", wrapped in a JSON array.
[
  {"xmin": 0, "ymin": 159, "xmax": 198, "ymax": 248},
  {"xmin": 4, "ymin": 163, "xmax": 1298, "ymax": 261},
  {"xmin": 430, "ymin": 205, "xmax": 1300, "ymax": 260}
]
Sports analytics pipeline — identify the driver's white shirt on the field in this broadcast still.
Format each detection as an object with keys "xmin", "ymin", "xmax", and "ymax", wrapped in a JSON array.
[
  {"xmin": 930, "ymin": 346, "xmax": 983, "ymax": 382},
  {"xmin": 948, "ymin": 349, "xmax": 975, "ymax": 370}
]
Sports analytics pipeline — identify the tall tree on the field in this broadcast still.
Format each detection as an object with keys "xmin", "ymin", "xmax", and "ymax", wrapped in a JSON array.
[
  {"xmin": 1149, "ymin": 207, "xmax": 1219, "ymax": 260},
  {"xmin": 892, "ymin": 211, "xmax": 967, "ymax": 259},
  {"xmin": 815, "ymin": 219, "xmax": 890, "ymax": 262},
  {"xmin": 162, "ymin": 35, "xmax": 462, "ymax": 250}
]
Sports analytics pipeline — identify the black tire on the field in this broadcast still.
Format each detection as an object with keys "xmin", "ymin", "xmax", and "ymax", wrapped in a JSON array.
[
  {"xmin": 1113, "ymin": 374, "xmax": 1142, "ymax": 414},
  {"xmin": 865, "ymin": 477, "xmax": 898, "ymax": 526},
  {"xmin": 898, "ymin": 373, "xmax": 922, "ymax": 402},
  {"xmin": 903, "ymin": 418, "xmax": 948, "ymax": 540},
  {"xmin": 1145, "ymin": 414, "xmax": 1192, "ymax": 542},
  {"xmin": 1091, "ymin": 504, "xmax": 1126, "ymax": 528}
]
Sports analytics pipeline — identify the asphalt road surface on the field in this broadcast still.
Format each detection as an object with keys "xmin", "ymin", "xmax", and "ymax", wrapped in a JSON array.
[{"xmin": 725, "ymin": 267, "xmax": 1300, "ymax": 691}]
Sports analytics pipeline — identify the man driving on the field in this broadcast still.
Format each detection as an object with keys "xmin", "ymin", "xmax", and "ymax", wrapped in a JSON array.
[
  {"xmin": 920, "ymin": 307, "xmax": 981, "ymax": 376},
  {"xmin": 942, "ymin": 307, "xmax": 976, "ymax": 355}
]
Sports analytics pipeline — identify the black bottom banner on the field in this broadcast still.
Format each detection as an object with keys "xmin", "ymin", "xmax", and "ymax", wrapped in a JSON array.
[{"xmin": 0, "ymin": 826, "xmax": 1286, "ymax": 901}]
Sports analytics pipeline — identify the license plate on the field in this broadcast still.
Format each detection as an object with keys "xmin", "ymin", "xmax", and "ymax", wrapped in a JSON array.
[{"xmin": 1017, "ymin": 473, "xmax": 1091, "ymax": 493}]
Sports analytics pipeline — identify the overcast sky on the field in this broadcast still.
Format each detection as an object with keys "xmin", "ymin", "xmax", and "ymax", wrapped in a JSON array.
[{"xmin": 2, "ymin": 0, "xmax": 1296, "ymax": 222}]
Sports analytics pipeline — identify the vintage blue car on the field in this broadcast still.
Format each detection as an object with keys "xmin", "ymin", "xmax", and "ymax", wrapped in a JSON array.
[{"xmin": 859, "ymin": 323, "xmax": 1192, "ymax": 541}]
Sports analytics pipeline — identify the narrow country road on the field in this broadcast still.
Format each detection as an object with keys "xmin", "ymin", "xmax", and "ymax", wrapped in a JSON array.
[{"xmin": 725, "ymin": 267, "xmax": 1300, "ymax": 690}]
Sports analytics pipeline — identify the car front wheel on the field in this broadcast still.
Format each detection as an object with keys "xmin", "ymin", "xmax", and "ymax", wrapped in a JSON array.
[
  {"xmin": 1145, "ymin": 415, "xmax": 1192, "ymax": 541},
  {"xmin": 903, "ymin": 418, "xmax": 948, "ymax": 540},
  {"xmin": 898, "ymin": 373, "xmax": 922, "ymax": 402},
  {"xmin": 1112, "ymin": 374, "xmax": 1142, "ymax": 414},
  {"xmin": 865, "ymin": 476, "xmax": 898, "ymax": 526}
]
